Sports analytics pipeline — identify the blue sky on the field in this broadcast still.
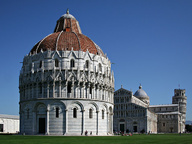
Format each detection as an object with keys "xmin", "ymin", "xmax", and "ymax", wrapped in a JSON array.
[{"xmin": 0, "ymin": 0, "xmax": 191, "ymax": 120}]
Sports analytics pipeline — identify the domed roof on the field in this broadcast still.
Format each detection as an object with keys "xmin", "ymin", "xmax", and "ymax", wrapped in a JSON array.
[
  {"xmin": 134, "ymin": 85, "xmax": 149, "ymax": 98},
  {"xmin": 60, "ymin": 9, "xmax": 75, "ymax": 19},
  {"xmin": 30, "ymin": 9, "xmax": 105, "ymax": 57}
]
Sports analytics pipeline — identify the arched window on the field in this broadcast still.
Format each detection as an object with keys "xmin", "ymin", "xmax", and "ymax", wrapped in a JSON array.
[
  {"xmin": 70, "ymin": 59, "xmax": 75, "ymax": 68},
  {"xmin": 89, "ymin": 109, "xmax": 93, "ymax": 119},
  {"xmin": 30, "ymin": 84, "xmax": 32, "ymax": 98},
  {"xmin": 73, "ymin": 108, "xmax": 77, "ymax": 118},
  {"xmin": 85, "ymin": 60, "xmax": 89, "ymax": 69},
  {"xmin": 102, "ymin": 110, "xmax": 104, "ymax": 119},
  {"xmin": 67, "ymin": 83, "xmax": 71, "ymax": 93},
  {"xmin": 99, "ymin": 63, "xmax": 102, "ymax": 72},
  {"xmin": 27, "ymin": 109, "xmax": 29, "ymax": 119},
  {"xmin": 39, "ymin": 61, "xmax": 42, "ymax": 68},
  {"xmin": 89, "ymin": 87, "xmax": 92, "ymax": 94},
  {"xmin": 39, "ymin": 83, "xmax": 42, "ymax": 95},
  {"xmin": 56, "ymin": 107, "xmax": 59, "ymax": 118},
  {"xmin": 55, "ymin": 59, "xmax": 59, "ymax": 67}
]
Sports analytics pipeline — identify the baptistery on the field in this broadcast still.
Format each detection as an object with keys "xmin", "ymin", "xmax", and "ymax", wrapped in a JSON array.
[{"xmin": 19, "ymin": 10, "xmax": 114, "ymax": 135}]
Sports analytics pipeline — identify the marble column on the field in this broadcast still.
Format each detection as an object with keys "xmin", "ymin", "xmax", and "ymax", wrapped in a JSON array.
[
  {"xmin": 27, "ymin": 85, "xmax": 30, "ymax": 99},
  {"xmin": 71, "ymin": 82, "xmax": 74, "ymax": 98},
  {"xmin": 82, "ymin": 83, "xmax": 85, "ymax": 98},
  {"xmin": 65, "ymin": 109, "xmax": 68, "ymax": 134},
  {"xmin": 22, "ymin": 112, "xmax": 25, "ymax": 133},
  {"xmin": 104, "ymin": 87, "xmax": 106, "ymax": 101},
  {"xmin": 52, "ymin": 81, "xmax": 55, "ymax": 98},
  {"xmin": 96, "ymin": 110, "xmax": 99, "ymax": 135},
  {"xmin": 92, "ymin": 85, "xmax": 95, "ymax": 99},
  {"xmin": 107, "ymin": 112, "xmax": 109, "ymax": 133},
  {"xmin": 36, "ymin": 83, "xmax": 38, "ymax": 98},
  {"xmin": 47, "ymin": 83, "xmax": 49, "ymax": 98},
  {"xmin": 111, "ymin": 112, "xmax": 113, "ymax": 134},
  {"xmin": 81, "ymin": 110, "xmax": 85, "ymax": 135},
  {"xmin": 32, "ymin": 111, "xmax": 36, "ymax": 134},
  {"xmin": 42, "ymin": 83, "xmax": 44, "ymax": 98},
  {"xmin": 59, "ymin": 80, "xmax": 61, "ymax": 98},
  {"xmin": 64, "ymin": 84, "xmax": 67, "ymax": 98},
  {"xmin": 95, "ymin": 85, "xmax": 97, "ymax": 99},
  {"xmin": 46, "ymin": 106, "xmax": 49, "ymax": 135},
  {"xmin": 32, "ymin": 84, "xmax": 34, "ymax": 99},
  {"xmin": 87, "ymin": 83, "xmax": 90, "ymax": 99},
  {"xmin": 76, "ymin": 83, "xmax": 80, "ymax": 98}
]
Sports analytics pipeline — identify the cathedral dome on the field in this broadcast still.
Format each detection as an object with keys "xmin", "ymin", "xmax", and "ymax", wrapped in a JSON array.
[
  {"xmin": 30, "ymin": 9, "xmax": 105, "ymax": 57},
  {"xmin": 134, "ymin": 85, "xmax": 148, "ymax": 97},
  {"xmin": 134, "ymin": 85, "xmax": 150, "ymax": 105}
]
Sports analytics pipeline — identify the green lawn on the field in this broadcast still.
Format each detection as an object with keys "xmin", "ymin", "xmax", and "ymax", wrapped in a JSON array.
[{"xmin": 0, "ymin": 134, "xmax": 192, "ymax": 144}]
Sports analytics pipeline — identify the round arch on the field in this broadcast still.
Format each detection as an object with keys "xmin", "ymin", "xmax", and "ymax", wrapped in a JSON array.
[
  {"xmin": 68, "ymin": 101, "xmax": 84, "ymax": 111},
  {"xmin": 88, "ymin": 102, "xmax": 99, "ymax": 112}
]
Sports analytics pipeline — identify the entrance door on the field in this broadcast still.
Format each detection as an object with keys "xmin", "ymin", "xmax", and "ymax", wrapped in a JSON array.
[
  {"xmin": 133, "ymin": 126, "xmax": 137, "ymax": 132},
  {"xmin": 120, "ymin": 124, "xmax": 124, "ymax": 132},
  {"xmin": 170, "ymin": 127, "xmax": 173, "ymax": 133},
  {"xmin": 39, "ymin": 118, "xmax": 45, "ymax": 134},
  {"xmin": 0, "ymin": 124, "xmax": 3, "ymax": 132}
]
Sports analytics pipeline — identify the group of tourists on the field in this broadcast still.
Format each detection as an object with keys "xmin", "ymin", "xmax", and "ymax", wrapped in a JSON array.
[{"xmin": 85, "ymin": 130, "xmax": 92, "ymax": 136}]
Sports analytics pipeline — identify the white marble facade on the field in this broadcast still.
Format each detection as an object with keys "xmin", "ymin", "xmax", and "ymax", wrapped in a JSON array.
[
  {"xmin": 0, "ymin": 114, "xmax": 19, "ymax": 133},
  {"xmin": 113, "ymin": 86, "xmax": 187, "ymax": 133},
  {"xmin": 113, "ymin": 87, "xmax": 157, "ymax": 133},
  {"xmin": 19, "ymin": 11, "xmax": 114, "ymax": 135}
]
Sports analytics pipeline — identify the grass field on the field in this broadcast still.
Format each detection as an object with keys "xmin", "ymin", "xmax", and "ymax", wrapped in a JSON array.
[{"xmin": 0, "ymin": 134, "xmax": 192, "ymax": 144}]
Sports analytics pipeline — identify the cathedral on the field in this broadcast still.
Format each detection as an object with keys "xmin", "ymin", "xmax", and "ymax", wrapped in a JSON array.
[
  {"xmin": 113, "ymin": 85, "xmax": 187, "ymax": 133},
  {"xmin": 19, "ymin": 10, "xmax": 114, "ymax": 135}
]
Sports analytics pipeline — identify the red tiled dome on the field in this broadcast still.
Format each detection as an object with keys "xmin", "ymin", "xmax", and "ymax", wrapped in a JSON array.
[{"xmin": 30, "ymin": 10, "xmax": 104, "ymax": 57}]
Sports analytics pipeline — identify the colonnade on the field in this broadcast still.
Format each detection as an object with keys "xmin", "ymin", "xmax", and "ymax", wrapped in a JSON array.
[
  {"xmin": 20, "ymin": 102, "xmax": 113, "ymax": 135},
  {"xmin": 20, "ymin": 80, "xmax": 114, "ymax": 103}
]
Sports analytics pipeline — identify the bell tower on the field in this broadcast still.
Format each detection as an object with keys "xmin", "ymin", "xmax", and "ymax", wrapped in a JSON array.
[{"xmin": 172, "ymin": 89, "xmax": 187, "ymax": 132}]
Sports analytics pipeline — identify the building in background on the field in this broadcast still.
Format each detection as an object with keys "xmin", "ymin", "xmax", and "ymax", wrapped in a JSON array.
[
  {"xmin": 113, "ymin": 85, "xmax": 187, "ymax": 133},
  {"xmin": 0, "ymin": 114, "xmax": 19, "ymax": 134},
  {"xmin": 19, "ymin": 10, "xmax": 114, "ymax": 135},
  {"xmin": 185, "ymin": 121, "xmax": 192, "ymax": 132}
]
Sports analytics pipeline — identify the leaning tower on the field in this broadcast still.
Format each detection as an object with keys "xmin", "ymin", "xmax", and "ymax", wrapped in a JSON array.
[{"xmin": 172, "ymin": 89, "xmax": 187, "ymax": 132}]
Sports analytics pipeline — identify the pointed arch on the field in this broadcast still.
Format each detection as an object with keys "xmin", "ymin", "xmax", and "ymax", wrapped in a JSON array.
[{"xmin": 68, "ymin": 50, "xmax": 78, "ymax": 59}]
